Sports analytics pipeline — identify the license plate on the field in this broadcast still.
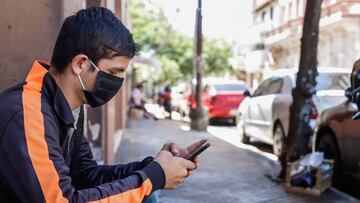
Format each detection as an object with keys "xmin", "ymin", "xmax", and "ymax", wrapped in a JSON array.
[{"xmin": 229, "ymin": 109, "xmax": 238, "ymax": 116}]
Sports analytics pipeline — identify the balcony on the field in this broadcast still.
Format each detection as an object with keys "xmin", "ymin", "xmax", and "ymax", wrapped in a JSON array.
[
  {"xmin": 253, "ymin": 0, "xmax": 277, "ymax": 13},
  {"xmin": 262, "ymin": 0, "xmax": 360, "ymax": 45}
]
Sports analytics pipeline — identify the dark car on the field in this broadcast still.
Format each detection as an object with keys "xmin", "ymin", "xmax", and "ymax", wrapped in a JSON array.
[{"xmin": 313, "ymin": 98, "xmax": 360, "ymax": 186}]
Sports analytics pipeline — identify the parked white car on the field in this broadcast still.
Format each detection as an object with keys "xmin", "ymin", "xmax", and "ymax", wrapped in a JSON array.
[{"xmin": 237, "ymin": 68, "xmax": 350, "ymax": 156}]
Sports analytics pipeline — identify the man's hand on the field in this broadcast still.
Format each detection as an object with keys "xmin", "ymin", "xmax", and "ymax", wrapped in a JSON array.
[
  {"xmin": 154, "ymin": 150, "xmax": 196, "ymax": 189},
  {"xmin": 161, "ymin": 139, "xmax": 208, "ymax": 170}
]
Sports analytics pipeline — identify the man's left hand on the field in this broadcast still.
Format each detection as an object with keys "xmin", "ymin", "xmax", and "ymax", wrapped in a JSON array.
[{"xmin": 161, "ymin": 139, "xmax": 207, "ymax": 172}]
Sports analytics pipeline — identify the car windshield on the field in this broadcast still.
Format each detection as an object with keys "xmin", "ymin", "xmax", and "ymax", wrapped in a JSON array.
[
  {"xmin": 213, "ymin": 84, "xmax": 247, "ymax": 91},
  {"xmin": 290, "ymin": 72, "xmax": 350, "ymax": 91},
  {"xmin": 315, "ymin": 73, "xmax": 350, "ymax": 91}
]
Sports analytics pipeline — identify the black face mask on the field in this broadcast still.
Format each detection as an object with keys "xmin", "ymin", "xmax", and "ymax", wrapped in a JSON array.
[{"xmin": 78, "ymin": 60, "xmax": 124, "ymax": 108}]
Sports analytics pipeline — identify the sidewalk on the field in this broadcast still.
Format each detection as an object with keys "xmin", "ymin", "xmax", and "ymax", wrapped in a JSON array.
[{"xmin": 116, "ymin": 119, "xmax": 359, "ymax": 203}]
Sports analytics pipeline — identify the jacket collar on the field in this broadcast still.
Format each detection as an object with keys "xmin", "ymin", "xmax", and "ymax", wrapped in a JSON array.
[{"xmin": 27, "ymin": 60, "xmax": 75, "ymax": 125}]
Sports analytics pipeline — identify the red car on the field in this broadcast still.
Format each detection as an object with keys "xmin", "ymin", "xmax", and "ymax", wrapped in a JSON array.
[{"xmin": 188, "ymin": 81, "xmax": 250, "ymax": 124}]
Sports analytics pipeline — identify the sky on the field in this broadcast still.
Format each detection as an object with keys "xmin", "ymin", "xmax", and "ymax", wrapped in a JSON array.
[{"xmin": 152, "ymin": 0, "xmax": 255, "ymax": 45}]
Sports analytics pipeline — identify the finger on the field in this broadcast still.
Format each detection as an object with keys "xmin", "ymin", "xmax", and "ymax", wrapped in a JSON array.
[
  {"xmin": 175, "ymin": 178, "xmax": 184, "ymax": 186},
  {"xmin": 193, "ymin": 157, "xmax": 200, "ymax": 169},
  {"xmin": 179, "ymin": 168, "xmax": 188, "ymax": 177},
  {"xmin": 181, "ymin": 158, "xmax": 196, "ymax": 170},
  {"xmin": 161, "ymin": 143, "xmax": 172, "ymax": 151},
  {"xmin": 195, "ymin": 162, "xmax": 200, "ymax": 169},
  {"xmin": 171, "ymin": 143, "xmax": 180, "ymax": 155},
  {"xmin": 185, "ymin": 170, "xmax": 193, "ymax": 178},
  {"xmin": 185, "ymin": 170, "xmax": 192, "ymax": 177},
  {"xmin": 159, "ymin": 150, "xmax": 172, "ymax": 156},
  {"xmin": 186, "ymin": 139, "xmax": 208, "ymax": 153}
]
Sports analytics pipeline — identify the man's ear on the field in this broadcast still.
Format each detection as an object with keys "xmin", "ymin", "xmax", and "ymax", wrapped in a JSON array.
[{"xmin": 70, "ymin": 54, "xmax": 89, "ymax": 75}]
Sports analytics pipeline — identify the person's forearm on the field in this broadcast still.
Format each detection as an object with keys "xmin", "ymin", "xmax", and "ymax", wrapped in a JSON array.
[{"xmin": 76, "ymin": 157, "xmax": 155, "ymax": 188}]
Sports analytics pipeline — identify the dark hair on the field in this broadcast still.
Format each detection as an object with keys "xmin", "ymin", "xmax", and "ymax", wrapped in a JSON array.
[
  {"xmin": 136, "ymin": 82, "xmax": 143, "ymax": 89},
  {"xmin": 51, "ymin": 7, "xmax": 138, "ymax": 72}
]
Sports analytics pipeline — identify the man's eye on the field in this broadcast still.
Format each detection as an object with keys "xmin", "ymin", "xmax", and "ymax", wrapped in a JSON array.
[{"xmin": 108, "ymin": 71, "xmax": 117, "ymax": 76}]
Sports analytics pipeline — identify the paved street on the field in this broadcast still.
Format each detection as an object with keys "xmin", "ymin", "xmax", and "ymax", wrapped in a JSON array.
[{"xmin": 116, "ymin": 119, "xmax": 358, "ymax": 203}]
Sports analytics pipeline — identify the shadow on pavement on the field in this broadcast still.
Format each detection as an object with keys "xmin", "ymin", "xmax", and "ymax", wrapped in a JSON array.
[
  {"xmin": 208, "ymin": 119, "xmax": 236, "ymax": 127},
  {"xmin": 249, "ymin": 140, "xmax": 274, "ymax": 154}
]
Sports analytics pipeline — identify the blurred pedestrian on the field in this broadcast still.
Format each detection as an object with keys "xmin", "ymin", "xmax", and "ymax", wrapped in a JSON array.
[
  {"xmin": 130, "ymin": 82, "xmax": 158, "ymax": 120},
  {"xmin": 161, "ymin": 85, "xmax": 172, "ymax": 118}
]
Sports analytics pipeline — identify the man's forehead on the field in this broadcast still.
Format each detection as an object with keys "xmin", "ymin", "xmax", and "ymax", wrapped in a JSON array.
[{"xmin": 100, "ymin": 56, "xmax": 130, "ymax": 68}]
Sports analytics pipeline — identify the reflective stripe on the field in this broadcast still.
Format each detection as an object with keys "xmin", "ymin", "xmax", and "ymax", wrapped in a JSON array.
[
  {"xmin": 88, "ymin": 179, "xmax": 153, "ymax": 203},
  {"xmin": 22, "ymin": 61, "xmax": 68, "ymax": 203}
]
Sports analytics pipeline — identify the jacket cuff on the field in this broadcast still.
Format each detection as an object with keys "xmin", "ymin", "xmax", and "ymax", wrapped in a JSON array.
[
  {"xmin": 139, "ymin": 156, "xmax": 154, "ymax": 169},
  {"xmin": 142, "ymin": 161, "xmax": 165, "ymax": 191}
]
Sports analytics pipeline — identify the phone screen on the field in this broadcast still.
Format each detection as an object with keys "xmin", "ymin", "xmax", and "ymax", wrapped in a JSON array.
[{"xmin": 183, "ymin": 142, "xmax": 210, "ymax": 161}]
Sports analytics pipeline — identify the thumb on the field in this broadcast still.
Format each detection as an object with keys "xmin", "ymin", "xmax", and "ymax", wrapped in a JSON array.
[{"xmin": 171, "ymin": 143, "xmax": 180, "ymax": 154}]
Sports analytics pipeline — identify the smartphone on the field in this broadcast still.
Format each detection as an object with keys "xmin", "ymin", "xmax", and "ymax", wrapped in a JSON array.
[{"xmin": 183, "ymin": 142, "xmax": 210, "ymax": 161}]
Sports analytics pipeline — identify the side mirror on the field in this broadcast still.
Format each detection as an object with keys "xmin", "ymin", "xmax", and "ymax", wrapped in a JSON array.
[
  {"xmin": 348, "ymin": 102, "xmax": 358, "ymax": 111},
  {"xmin": 345, "ymin": 87, "xmax": 353, "ymax": 102},
  {"xmin": 244, "ymin": 90, "xmax": 251, "ymax": 97}
]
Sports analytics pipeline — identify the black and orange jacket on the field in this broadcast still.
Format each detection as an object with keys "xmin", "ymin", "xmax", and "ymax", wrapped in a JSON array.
[{"xmin": 0, "ymin": 61, "xmax": 165, "ymax": 202}]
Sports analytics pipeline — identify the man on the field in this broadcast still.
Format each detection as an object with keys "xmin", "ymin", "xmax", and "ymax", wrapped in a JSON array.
[
  {"xmin": 161, "ymin": 85, "xmax": 172, "ymax": 119},
  {"xmin": 130, "ymin": 82, "xmax": 157, "ymax": 120},
  {"xmin": 0, "ymin": 7, "xmax": 205, "ymax": 202}
]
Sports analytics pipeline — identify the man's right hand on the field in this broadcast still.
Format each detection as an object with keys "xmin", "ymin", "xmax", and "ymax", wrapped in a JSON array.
[{"xmin": 154, "ymin": 150, "xmax": 196, "ymax": 189}]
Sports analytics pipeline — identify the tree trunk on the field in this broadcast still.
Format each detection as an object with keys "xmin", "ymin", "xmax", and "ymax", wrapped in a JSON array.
[{"xmin": 279, "ymin": 0, "xmax": 323, "ymax": 179}]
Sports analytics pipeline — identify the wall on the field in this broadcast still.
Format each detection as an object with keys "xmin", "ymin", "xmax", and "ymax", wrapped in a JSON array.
[
  {"xmin": 0, "ymin": 0, "xmax": 130, "ymax": 165},
  {"xmin": 0, "ymin": 0, "xmax": 62, "ymax": 91}
]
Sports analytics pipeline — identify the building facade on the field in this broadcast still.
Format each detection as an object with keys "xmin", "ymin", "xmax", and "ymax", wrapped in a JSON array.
[
  {"xmin": 0, "ymin": 0, "xmax": 131, "ymax": 164},
  {"xmin": 251, "ymin": 0, "xmax": 360, "ymax": 71}
]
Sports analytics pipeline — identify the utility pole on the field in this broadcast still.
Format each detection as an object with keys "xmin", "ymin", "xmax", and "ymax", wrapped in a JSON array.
[{"xmin": 190, "ymin": 0, "xmax": 208, "ymax": 131}]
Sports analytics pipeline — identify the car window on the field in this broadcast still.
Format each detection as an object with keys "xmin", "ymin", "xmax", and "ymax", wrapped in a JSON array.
[
  {"xmin": 266, "ymin": 78, "xmax": 283, "ymax": 94},
  {"xmin": 315, "ymin": 73, "xmax": 349, "ymax": 91},
  {"xmin": 290, "ymin": 72, "xmax": 350, "ymax": 91},
  {"xmin": 254, "ymin": 77, "xmax": 283, "ymax": 97},
  {"xmin": 253, "ymin": 79, "xmax": 271, "ymax": 97},
  {"xmin": 213, "ymin": 84, "xmax": 248, "ymax": 92}
]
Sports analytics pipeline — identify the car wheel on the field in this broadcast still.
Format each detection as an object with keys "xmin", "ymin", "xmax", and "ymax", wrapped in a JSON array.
[
  {"xmin": 273, "ymin": 123, "xmax": 285, "ymax": 157},
  {"xmin": 316, "ymin": 132, "xmax": 342, "ymax": 186},
  {"xmin": 208, "ymin": 118, "xmax": 214, "ymax": 125},
  {"xmin": 231, "ymin": 118, "xmax": 237, "ymax": 126},
  {"xmin": 241, "ymin": 127, "xmax": 250, "ymax": 144},
  {"xmin": 237, "ymin": 115, "xmax": 250, "ymax": 144}
]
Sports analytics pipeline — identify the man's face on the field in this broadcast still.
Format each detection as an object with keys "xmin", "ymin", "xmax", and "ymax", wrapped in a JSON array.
[{"xmin": 78, "ymin": 56, "xmax": 130, "ymax": 101}]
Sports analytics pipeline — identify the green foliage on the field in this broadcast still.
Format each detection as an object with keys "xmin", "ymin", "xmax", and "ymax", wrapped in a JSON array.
[
  {"xmin": 157, "ymin": 31, "xmax": 193, "ymax": 75},
  {"xmin": 129, "ymin": 1, "xmax": 170, "ymax": 52},
  {"xmin": 204, "ymin": 38, "xmax": 234, "ymax": 75},
  {"xmin": 129, "ymin": 0, "xmax": 234, "ymax": 83},
  {"xmin": 156, "ymin": 57, "xmax": 182, "ymax": 85}
]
